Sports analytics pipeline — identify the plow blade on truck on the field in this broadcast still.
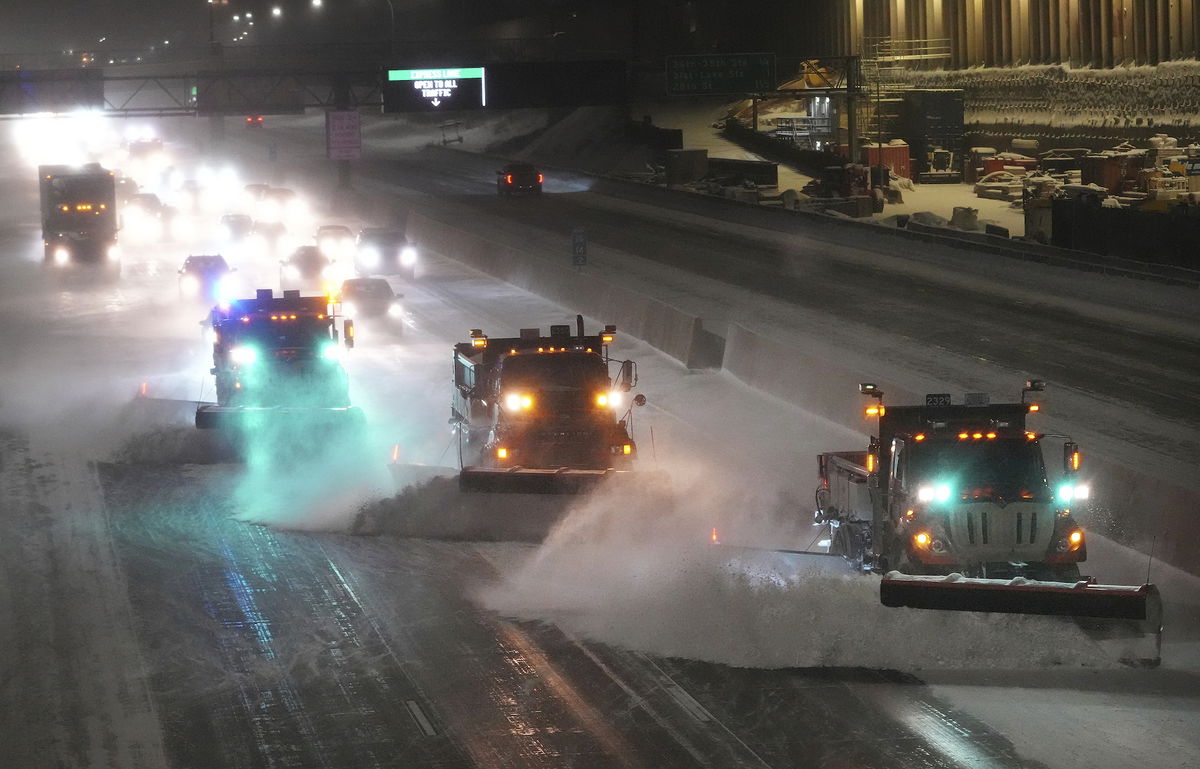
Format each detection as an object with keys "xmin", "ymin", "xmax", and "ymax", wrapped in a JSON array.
[
  {"xmin": 881, "ymin": 573, "xmax": 1164, "ymax": 665},
  {"xmin": 459, "ymin": 466, "xmax": 667, "ymax": 495},
  {"xmin": 195, "ymin": 405, "xmax": 366, "ymax": 432}
]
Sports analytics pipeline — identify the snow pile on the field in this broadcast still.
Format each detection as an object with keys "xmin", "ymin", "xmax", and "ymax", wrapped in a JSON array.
[{"xmin": 479, "ymin": 457, "xmax": 1121, "ymax": 670}]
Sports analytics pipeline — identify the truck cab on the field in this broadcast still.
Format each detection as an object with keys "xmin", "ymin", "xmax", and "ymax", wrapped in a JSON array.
[
  {"xmin": 197, "ymin": 289, "xmax": 357, "ymax": 429},
  {"xmin": 818, "ymin": 383, "xmax": 1088, "ymax": 580},
  {"xmin": 38, "ymin": 163, "xmax": 119, "ymax": 268},
  {"xmin": 452, "ymin": 318, "xmax": 644, "ymax": 480}
]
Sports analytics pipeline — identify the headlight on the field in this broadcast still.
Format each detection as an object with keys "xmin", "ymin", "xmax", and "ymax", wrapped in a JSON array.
[
  {"xmin": 504, "ymin": 392, "xmax": 534, "ymax": 411},
  {"xmin": 180, "ymin": 274, "xmax": 199, "ymax": 294},
  {"xmin": 230, "ymin": 346, "xmax": 258, "ymax": 365},
  {"xmin": 107, "ymin": 244, "xmax": 120, "ymax": 261},
  {"xmin": 917, "ymin": 484, "xmax": 951, "ymax": 503},
  {"xmin": 1057, "ymin": 483, "xmax": 1090, "ymax": 502},
  {"xmin": 320, "ymin": 342, "xmax": 343, "ymax": 361},
  {"xmin": 215, "ymin": 274, "xmax": 238, "ymax": 303},
  {"xmin": 358, "ymin": 246, "xmax": 380, "ymax": 268},
  {"xmin": 400, "ymin": 246, "xmax": 417, "ymax": 266},
  {"xmin": 387, "ymin": 303, "xmax": 404, "ymax": 317},
  {"xmin": 54, "ymin": 247, "xmax": 71, "ymax": 265}
]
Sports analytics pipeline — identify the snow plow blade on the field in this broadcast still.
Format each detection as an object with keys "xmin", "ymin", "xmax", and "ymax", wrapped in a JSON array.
[
  {"xmin": 459, "ymin": 467, "xmax": 666, "ymax": 495},
  {"xmin": 195, "ymin": 405, "xmax": 366, "ymax": 432},
  {"xmin": 881, "ymin": 573, "xmax": 1164, "ymax": 666}
]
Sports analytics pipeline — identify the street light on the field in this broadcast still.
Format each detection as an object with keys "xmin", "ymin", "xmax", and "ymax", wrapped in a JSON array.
[
  {"xmin": 271, "ymin": 6, "xmax": 282, "ymax": 17},
  {"xmin": 312, "ymin": 0, "xmax": 323, "ymax": 7}
]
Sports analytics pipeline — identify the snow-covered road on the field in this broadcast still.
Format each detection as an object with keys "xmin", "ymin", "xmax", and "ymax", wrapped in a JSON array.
[{"xmin": 1, "ymin": 110, "xmax": 1197, "ymax": 769}]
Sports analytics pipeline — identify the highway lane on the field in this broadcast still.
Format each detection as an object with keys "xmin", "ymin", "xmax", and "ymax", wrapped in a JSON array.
[{"xmin": 354, "ymin": 147, "xmax": 1200, "ymax": 434}]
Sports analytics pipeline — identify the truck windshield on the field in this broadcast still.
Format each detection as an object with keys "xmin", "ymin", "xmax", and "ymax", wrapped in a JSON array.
[
  {"xmin": 907, "ymin": 438, "xmax": 1048, "ymax": 497},
  {"xmin": 499, "ymin": 352, "xmax": 608, "ymax": 391},
  {"xmin": 231, "ymin": 320, "xmax": 332, "ymax": 352},
  {"xmin": 47, "ymin": 177, "xmax": 112, "ymax": 205}
]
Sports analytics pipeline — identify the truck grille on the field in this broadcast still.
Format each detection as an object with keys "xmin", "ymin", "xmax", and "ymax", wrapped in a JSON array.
[{"xmin": 961, "ymin": 508, "xmax": 1041, "ymax": 550}]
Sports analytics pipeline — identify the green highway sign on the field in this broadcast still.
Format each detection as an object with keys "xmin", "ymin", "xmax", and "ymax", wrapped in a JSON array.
[
  {"xmin": 387, "ymin": 67, "xmax": 485, "ymax": 82},
  {"xmin": 665, "ymin": 53, "xmax": 776, "ymax": 95}
]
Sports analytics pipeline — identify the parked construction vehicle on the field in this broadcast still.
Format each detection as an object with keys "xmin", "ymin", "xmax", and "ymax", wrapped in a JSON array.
[
  {"xmin": 39, "ymin": 163, "xmax": 119, "ymax": 270},
  {"xmin": 196, "ymin": 289, "xmax": 361, "ymax": 434},
  {"xmin": 815, "ymin": 382, "xmax": 1161, "ymax": 649},
  {"xmin": 452, "ymin": 315, "xmax": 648, "ymax": 494}
]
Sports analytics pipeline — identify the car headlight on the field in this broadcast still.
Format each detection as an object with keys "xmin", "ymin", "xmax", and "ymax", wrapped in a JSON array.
[
  {"xmin": 320, "ymin": 342, "xmax": 343, "ymax": 361},
  {"xmin": 358, "ymin": 246, "xmax": 380, "ymax": 268},
  {"xmin": 215, "ymin": 274, "xmax": 238, "ymax": 303},
  {"xmin": 400, "ymin": 246, "xmax": 417, "ymax": 266},
  {"xmin": 54, "ymin": 247, "xmax": 71, "ymax": 265},
  {"xmin": 107, "ymin": 244, "xmax": 120, "ymax": 261},
  {"xmin": 387, "ymin": 303, "xmax": 404, "ymax": 318},
  {"xmin": 180, "ymin": 274, "xmax": 199, "ymax": 294},
  {"xmin": 230, "ymin": 345, "xmax": 258, "ymax": 365}
]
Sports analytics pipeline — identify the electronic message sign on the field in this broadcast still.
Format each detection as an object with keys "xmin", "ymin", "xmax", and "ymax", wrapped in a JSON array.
[
  {"xmin": 383, "ymin": 67, "xmax": 485, "ymax": 112},
  {"xmin": 666, "ymin": 53, "xmax": 776, "ymax": 95}
]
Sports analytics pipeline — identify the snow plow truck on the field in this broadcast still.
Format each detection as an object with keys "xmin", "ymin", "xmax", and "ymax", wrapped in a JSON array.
[
  {"xmin": 195, "ymin": 289, "xmax": 362, "ymax": 435},
  {"xmin": 815, "ymin": 381, "xmax": 1161, "ymax": 660},
  {"xmin": 452, "ymin": 316, "xmax": 652, "ymax": 494}
]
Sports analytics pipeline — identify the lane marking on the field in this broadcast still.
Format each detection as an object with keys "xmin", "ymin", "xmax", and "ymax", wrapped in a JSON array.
[{"xmin": 405, "ymin": 700, "xmax": 437, "ymax": 737}]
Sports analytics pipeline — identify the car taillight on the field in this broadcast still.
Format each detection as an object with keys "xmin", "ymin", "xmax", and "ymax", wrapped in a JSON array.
[
  {"xmin": 537, "ymin": 173, "xmax": 543, "ymax": 183},
  {"xmin": 506, "ymin": 174, "xmax": 513, "ymax": 184}
]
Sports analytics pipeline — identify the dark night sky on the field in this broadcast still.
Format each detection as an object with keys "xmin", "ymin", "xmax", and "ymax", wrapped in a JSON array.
[{"xmin": 0, "ymin": 0, "xmax": 457, "ymax": 54}]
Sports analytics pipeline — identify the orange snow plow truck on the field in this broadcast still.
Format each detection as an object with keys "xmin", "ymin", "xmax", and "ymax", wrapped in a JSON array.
[
  {"xmin": 815, "ymin": 382, "xmax": 1162, "ymax": 663},
  {"xmin": 451, "ymin": 315, "xmax": 653, "ymax": 495}
]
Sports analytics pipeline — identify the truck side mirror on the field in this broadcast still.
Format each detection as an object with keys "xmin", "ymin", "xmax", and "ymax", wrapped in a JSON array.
[
  {"xmin": 1064, "ymin": 441, "xmax": 1080, "ymax": 474},
  {"xmin": 617, "ymin": 360, "xmax": 636, "ymax": 392},
  {"xmin": 343, "ymin": 319, "xmax": 355, "ymax": 349}
]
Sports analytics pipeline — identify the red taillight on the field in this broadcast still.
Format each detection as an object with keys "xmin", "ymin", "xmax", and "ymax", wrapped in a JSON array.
[
  {"xmin": 537, "ymin": 173, "xmax": 543, "ymax": 183},
  {"xmin": 506, "ymin": 174, "xmax": 513, "ymax": 184},
  {"xmin": 257, "ymin": 116, "xmax": 264, "ymax": 123}
]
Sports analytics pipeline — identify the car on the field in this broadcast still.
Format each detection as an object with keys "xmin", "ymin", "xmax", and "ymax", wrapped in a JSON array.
[
  {"xmin": 248, "ymin": 220, "xmax": 291, "ymax": 257},
  {"xmin": 178, "ymin": 254, "xmax": 235, "ymax": 302},
  {"xmin": 354, "ymin": 227, "xmax": 418, "ymax": 279},
  {"xmin": 259, "ymin": 186, "xmax": 306, "ymax": 224},
  {"xmin": 218, "ymin": 213, "xmax": 253, "ymax": 241},
  {"xmin": 339, "ymin": 277, "xmax": 403, "ymax": 326},
  {"xmin": 496, "ymin": 162, "xmax": 543, "ymax": 195},
  {"xmin": 126, "ymin": 192, "xmax": 164, "ymax": 217},
  {"xmin": 114, "ymin": 176, "xmax": 139, "ymax": 204},
  {"xmin": 245, "ymin": 115, "xmax": 265, "ymax": 128},
  {"xmin": 280, "ymin": 245, "xmax": 339, "ymax": 291},
  {"xmin": 316, "ymin": 224, "xmax": 356, "ymax": 259}
]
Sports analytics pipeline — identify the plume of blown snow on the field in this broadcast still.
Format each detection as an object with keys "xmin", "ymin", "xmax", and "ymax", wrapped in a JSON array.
[{"xmin": 478, "ymin": 455, "xmax": 1123, "ymax": 670}]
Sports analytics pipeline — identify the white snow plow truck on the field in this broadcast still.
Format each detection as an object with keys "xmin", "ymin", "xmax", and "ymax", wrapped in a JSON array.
[{"xmin": 815, "ymin": 382, "xmax": 1161, "ymax": 660}]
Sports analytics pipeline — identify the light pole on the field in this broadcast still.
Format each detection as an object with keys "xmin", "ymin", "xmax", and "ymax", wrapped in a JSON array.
[{"xmin": 382, "ymin": 0, "xmax": 396, "ymax": 61}]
